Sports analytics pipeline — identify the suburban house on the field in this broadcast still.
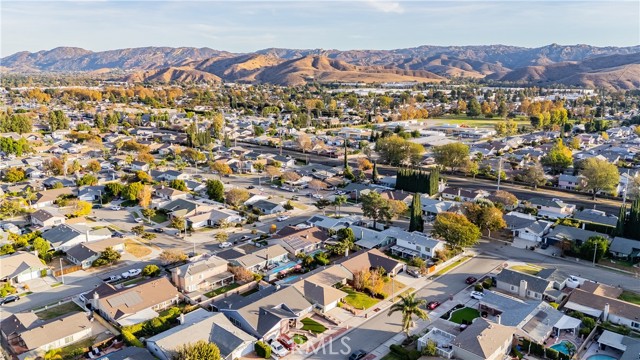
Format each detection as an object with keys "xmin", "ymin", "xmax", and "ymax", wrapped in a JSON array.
[
  {"xmin": 270, "ymin": 226, "xmax": 328, "ymax": 255},
  {"xmin": 503, "ymin": 212, "xmax": 552, "ymax": 244},
  {"xmin": 160, "ymin": 199, "xmax": 214, "ymax": 219},
  {"xmin": 170, "ymin": 255, "xmax": 234, "ymax": 294},
  {"xmin": 337, "ymin": 249, "xmax": 406, "ymax": 276},
  {"xmin": 574, "ymin": 209, "xmax": 618, "ymax": 230},
  {"xmin": 352, "ymin": 225, "xmax": 396, "ymax": 249},
  {"xmin": 418, "ymin": 319, "xmax": 515, "ymax": 360},
  {"xmin": 131, "ymin": 161, "xmax": 150, "ymax": 172},
  {"xmin": 30, "ymin": 208, "xmax": 66, "ymax": 229},
  {"xmin": 186, "ymin": 208, "xmax": 244, "ymax": 229},
  {"xmin": 154, "ymin": 186, "xmax": 189, "ymax": 201},
  {"xmin": 441, "ymin": 188, "xmax": 489, "ymax": 202},
  {"xmin": 293, "ymin": 279, "xmax": 348, "ymax": 313},
  {"xmin": 41, "ymin": 224, "xmax": 113, "ymax": 251},
  {"xmin": 216, "ymin": 285, "xmax": 313, "ymax": 340},
  {"xmin": 495, "ymin": 268, "xmax": 566, "ymax": 301},
  {"xmin": 609, "ymin": 237, "xmax": 640, "ymax": 263},
  {"xmin": 95, "ymin": 347, "xmax": 154, "ymax": 360},
  {"xmin": 0, "ymin": 251, "xmax": 48, "ymax": 284},
  {"xmin": 65, "ymin": 238, "xmax": 125, "ymax": 269},
  {"xmin": 563, "ymin": 282, "xmax": 640, "ymax": 331},
  {"xmin": 1, "ymin": 312, "xmax": 94, "ymax": 360},
  {"xmin": 231, "ymin": 244, "xmax": 289, "ymax": 273},
  {"xmin": 159, "ymin": 170, "xmax": 191, "ymax": 181},
  {"xmin": 250, "ymin": 199, "xmax": 285, "ymax": 215},
  {"xmin": 420, "ymin": 197, "xmax": 456, "ymax": 218},
  {"xmin": 558, "ymin": 174, "xmax": 585, "ymax": 191},
  {"xmin": 87, "ymin": 278, "xmax": 180, "ymax": 326},
  {"xmin": 306, "ymin": 215, "xmax": 359, "ymax": 232},
  {"xmin": 544, "ymin": 225, "xmax": 609, "ymax": 247},
  {"xmin": 383, "ymin": 227, "xmax": 444, "ymax": 259},
  {"xmin": 31, "ymin": 188, "xmax": 74, "ymax": 209},
  {"xmin": 525, "ymin": 198, "xmax": 576, "ymax": 219},
  {"xmin": 77, "ymin": 185, "xmax": 105, "ymax": 202},
  {"xmin": 146, "ymin": 309, "xmax": 255, "ymax": 360},
  {"xmin": 594, "ymin": 330, "xmax": 640, "ymax": 360}
]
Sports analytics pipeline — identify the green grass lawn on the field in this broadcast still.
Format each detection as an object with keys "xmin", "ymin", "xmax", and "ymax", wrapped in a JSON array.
[
  {"xmin": 121, "ymin": 277, "xmax": 148, "ymax": 287},
  {"xmin": 343, "ymin": 286, "xmax": 380, "ymax": 310},
  {"xmin": 36, "ymin": 301, "xmax": 83, "ymax": 320},
  {"xmin": 205, "ymin": 283, "xmax": 240, "ymax": 298},
  {"xmin": 293, "ymin": 334, "xmax": 308, "ymax": 344},
  {"xmin": 509, "ymin": 264, "xmax": 543, "ymax": 276},
  {"xmin": 301, "ymin": 317, "xmax": 327, "ymax": 334},
  {"xmin": 58, "ymin": 337, "xmax": 96, "ymax": 358},
  {"xmin": 449, "ymin": 307, "xmax": 480, "ymax": 324},
  {"xmin": 619, "ymin": 290, "xmax": 640, "ymax": 305},
  {"xmin": 151, "ymin": 213, "xmax": 168, "ymax": 224},
  {"xmin": 431, "ymin": 256, "xmax": 471, "ymax": 278}
]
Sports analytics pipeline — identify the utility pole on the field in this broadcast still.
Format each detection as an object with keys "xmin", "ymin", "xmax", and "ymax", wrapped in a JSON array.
[
  {"xmin": 60, "ymin": 258, "xmax": 65, "ymax": 285},
  {"xmin": 592, "ymin": 242, "xmax": 597, "ymax": 266},
  {"xmin": 496, "ymin": 156, "xmax": 503, "ymax": 191}
]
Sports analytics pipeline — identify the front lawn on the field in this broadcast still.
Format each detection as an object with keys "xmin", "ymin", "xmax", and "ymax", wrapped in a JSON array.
[
  {"xmin": 509, "ymin": 264, "xmax": 542, "ymax": 276},
  {"xmin": 343, "ymin": 286, "xmax": 380, "ymax": 310},
  {"xmin": 619, "ymin": 290, "xmax": 640, "ymax": 305},
  {"xmin": 151, "ymin": 213, "xmax": 168, "ymax": 224},
  {"xmin": 292, "ymin": 334, "xmax": 308, "ymax": 344},
  {"xmin": 301, "ymin": 317, "xmax": 327, "ymax": 334},
  {"xmin": 449, "ymin": 307, "xmax": 480, "ymax": 324},
  {"xmin": 204, "ymin": 283, "xmax": 240, "ymax": 298},
  {"xmin": 36, "ymin": 301, "xmax": 83, "ymax": 320},
  {"xmin": 125, "ymin": 239, "xmax": 152, "ymax": 258}
]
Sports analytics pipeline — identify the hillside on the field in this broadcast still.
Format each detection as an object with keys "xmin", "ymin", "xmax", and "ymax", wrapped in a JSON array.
[{"xmin": 2, "ymin": 44, "xmax": 640, "ymax": 88}]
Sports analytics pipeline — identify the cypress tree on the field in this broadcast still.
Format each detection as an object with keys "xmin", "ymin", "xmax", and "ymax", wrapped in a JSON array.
[
  {"xmin": 344, "ymin": 140, "xmax": 348, "ymax": 169},
  {"xmin": 372, "ymin": 162, "xmax": 379, "ymax": 184},
  {"xmin": 409, "ymin": 193, "xmax": 424, "ymax": 232},
  {"xmin": 615, "ymin": 205, "xmax": 626, "ymax": 237}
]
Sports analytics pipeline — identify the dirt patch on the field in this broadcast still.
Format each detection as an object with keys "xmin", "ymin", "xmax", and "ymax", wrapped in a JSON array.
[{"xmin": 125, "ymin": 239, "xmax": 152, "ymax": 258}]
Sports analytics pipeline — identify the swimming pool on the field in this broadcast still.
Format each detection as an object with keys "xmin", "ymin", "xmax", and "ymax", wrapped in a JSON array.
[
  {"xmin": 549, "ymin": 340, "xmax": 576, "ymax": 355},
  {"xmin": 586, "ymin": 355, "xmax": 617, "ymax": 360}
]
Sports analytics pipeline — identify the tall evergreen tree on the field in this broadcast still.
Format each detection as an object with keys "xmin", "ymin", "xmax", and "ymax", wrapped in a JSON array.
[
  {"xmin": 409, "ymin": 193, "xmax": 424, "ymax": 232},
  {"xmin": 372, "ymin": 162, "xmax": 379, "ymax": 183},
  {"xmin": 615, "ymin": 205, "xmax": 626, "ymax": 237},
  {"xmin": 344, "ymin": 140, "xmax": 348, "ymax": 168}
]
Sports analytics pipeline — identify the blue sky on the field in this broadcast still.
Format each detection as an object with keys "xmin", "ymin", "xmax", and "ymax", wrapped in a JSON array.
[{"xmin": 1, "ymin": 1, "xmax": 638, "ymax": 56}]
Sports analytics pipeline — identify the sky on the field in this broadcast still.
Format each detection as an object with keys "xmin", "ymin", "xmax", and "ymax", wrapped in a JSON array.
[{"xmin": 1, "ymin": 0, "xmax": 639, "ymax": 56}]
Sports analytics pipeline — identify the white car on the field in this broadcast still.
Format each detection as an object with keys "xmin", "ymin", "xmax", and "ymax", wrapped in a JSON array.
[
  {"xmin": 470, "ymin": 291, "xmax": 485, "ymax": 300},
  {"xmin": 219, "ymin": 242, "xmax": 232, "ymax": 248},
  {"xmin": 134, "ymin": 218, "xmax": 143, "ymax": 223},
  {"xmin": 277, "ymin": 215, "xmax": 290, "ymax": 222},
  {"xmin": 110, "ymin": 205, "xmax": 122, "ymax": 211},
  {"xmin": 122, "ymin": 269, "xmax": 142, "ymax": 278},
  {"xmin": 312, "ymin": 194, "xmax": 323, "ymax": 199},
  {"xmin": 270, "ymin": 341, "xmax": 288, "ymax": 357}
]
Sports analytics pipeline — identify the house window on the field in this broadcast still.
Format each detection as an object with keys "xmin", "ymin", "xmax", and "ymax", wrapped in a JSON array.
[
  {"xmin": 632, "ymin": 321, "xmax": 640, "ymax": 329},
  {"xmin": 65, "ymin": 335, "xmax": 74, "ymax": 344},
  {"xmin": 511, "ymin": 286, "xmax": 516, "ymax": 291}
]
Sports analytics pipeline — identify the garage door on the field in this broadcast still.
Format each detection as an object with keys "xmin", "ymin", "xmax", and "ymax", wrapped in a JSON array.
[{"xmin": 16, "ymin": 269, "xmax": 39, "ymax": 283}]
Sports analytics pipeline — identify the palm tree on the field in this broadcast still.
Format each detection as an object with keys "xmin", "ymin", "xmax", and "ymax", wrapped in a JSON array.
[
  {"xmin": 334, "ymin": 195, "xmax": 347, "ymax": 217},
  {"xmin": 387, "ymin": 293, "xmax": 429, "ymax": 335}
]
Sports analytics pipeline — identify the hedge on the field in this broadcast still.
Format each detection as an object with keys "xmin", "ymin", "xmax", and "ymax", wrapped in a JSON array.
[
  {"xmin": 122, "ymin": 330, "xmax": 143, "ymax": 348},
  {"xmin": 255, "ymin": 341, "xmax": 271, "ymax": 359},
  {"xmin": 389, "ymin": 344, "xmax": 421, "ymax": 360}
]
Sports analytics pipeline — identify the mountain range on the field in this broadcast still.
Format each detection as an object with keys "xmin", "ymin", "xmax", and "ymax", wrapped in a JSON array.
[{"xmin": 2, "ymin": 44, "xmax": 640, "ymax": 89}]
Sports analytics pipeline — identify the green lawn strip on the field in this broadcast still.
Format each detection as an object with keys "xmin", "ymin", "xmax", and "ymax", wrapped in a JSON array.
[
  {"xmin": 431, "ymin": 256, "xmax": 472, "ymax": 278},
  {"xmin": 292, "ymin": 334, "xmax": 308, "ymax": 344},
  {"xmin": 121, "ymin": 277, "xmax": 148, "ymax": 287},
  {"xmin": 619, "ymin": 291, "xmax": 640, "ymax": 305},
  {"xmin": 343, "ymin": 287, "xmax": 380, "ymax": 310},
  {"xmin": 301, "ymin": 318, "xmax": 327, "ymax": 334},
  {"xmin": 509, "ymin": 264, "xmax": 542, "ymax": 275},
  {"xmin": 58, "ymin": 336, "xmax": 96, "ymax": 358},
  {"xmin": 204, "ymin": 283, "xmax": 240, "ymax": 298},
  {"xmin": 36, "ymin": 301, "xmax": 83, "ymax": 320},
  {"xmin": 449, "ymin": 307, "xmax": 480, "ymax": 324}
]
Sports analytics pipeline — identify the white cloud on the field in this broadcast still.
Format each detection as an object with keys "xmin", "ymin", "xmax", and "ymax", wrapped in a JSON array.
[{"xmin": 366, "ymin": 0, "xmax": 404, "ymax": 13}]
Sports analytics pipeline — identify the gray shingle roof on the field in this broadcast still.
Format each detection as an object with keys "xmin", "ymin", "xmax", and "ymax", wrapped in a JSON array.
[
  {"xmin": 496, "ymin": 269, "xmax": 552, "ymax": 294},
  {"xmin": 546, "ymin": 225, "xmax": 608, "ymax": 243},
  {"xmin": 610, "ymin": 237, "xmax": 640, "ymax": 255},
  {"xmin": 574, "ymin": 209, "xmax": 618, "ymax": 227}
]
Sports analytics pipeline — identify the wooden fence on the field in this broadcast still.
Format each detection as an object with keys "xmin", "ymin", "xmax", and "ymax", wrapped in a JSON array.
[{"xmin": 53, "ymin": 264, "xmax": 83, "ymax": 277}]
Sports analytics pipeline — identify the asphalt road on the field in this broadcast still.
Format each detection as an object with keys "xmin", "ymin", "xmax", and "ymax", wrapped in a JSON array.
[
  {"xmin": 305, "ymin": 255, "xmax": 504, "ymax": 360},
  {"xmin": 238, "ymin": 142, "xmax": 622, "ymax": 215}
]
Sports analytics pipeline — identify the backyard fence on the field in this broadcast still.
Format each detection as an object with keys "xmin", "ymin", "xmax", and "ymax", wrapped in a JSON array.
[{"xmin": 53, "ymin": 264, "xmax": 83, "ymax": 277}]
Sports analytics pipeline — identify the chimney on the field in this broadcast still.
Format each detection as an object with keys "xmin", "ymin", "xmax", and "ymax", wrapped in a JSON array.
[
  {"xmin": 496, "ymin": 314, "xmax": 501, "ymax": 325},
  {"xmin": 179, "ymin": 313, "xmax": 185, "ymax": 325},
  {"xmin": 92, "ymin": 291, "xmax": 99, "ymax": 308},
  {"xmin": 603, "ymin": 303, "xmax": 610, "ymax": 322},
  {"xmin": 519, "ymin": 280, "xmax": 528, "ymax": 298},
  {"xmin": 85, "ymin": 230, "xmax": 90, "ymax": 243}
]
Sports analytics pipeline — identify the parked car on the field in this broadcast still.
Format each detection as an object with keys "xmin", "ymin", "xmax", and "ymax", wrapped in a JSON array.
[
  {"xmin": 541, "ymin": 243, "xmax": 549, "ymax": 249},
  {"xmin": 0, "ymin": 295, "xmax": 20, "ymax": 305},
  {"xmin": 470, "ymin": 291, "xmax": 485, "ymax": 300},
  {"xmin": 247, "ymin": 185, "xmax": 255, "ymax": 189},
  {"xmin": 92, "ymin": 204, "xmax": 103, "ymax": 209},
  {"xmin": 240, "ymin": 235, "xmax": 252, "ymax": 241},
  {"xmin": 278, "ymin": 337, "xmax": 295, "ymax": 351},
  {"xmin": 154, "ymin": 227, "xmax": 164, "ymax": 233},
  {"xmin": 134, "ymin": 218, "xmax": 143, "ymax": 223},
  {"xmin": 336, "ymin": 190, "xmax": 346, "ymax": 195},
  {"xmin": 271, "ymin": 185, "xmax": 279, "ymax": 189},
  {"xmin": 407, "ymin": 269, "xmax": 423, "ymax": 278},
  {"xmin": 277, "ymin": 215, "xmax": 290, "ymax": 222},
  {"xmin": 465, "ymin": 276, "xmax": 477, "ymax": 284},
  {"xmin": 270, "ymin": 341, "xmax": 288, "ymax": 357},
  {"xmin": 104, "ymin": 275, "xmax": 122, "ymax": 283},
  {"xmin": 122, "ymin": 269, "xmax": 142, "ymax": 278},
  {"xmin": 349, "ymin": 350, "xmax": 367, "ymax": 360},
  {"xmin": 427, "ymin": 301, "xmax": 441, "ymax": 310},
  {"xmin": 219, "ymin": 242, "xmax": 232, "ymax": 248},
  {"xmin": 110, "ymin": 205, "xmax": 122, "ymax": 211}
]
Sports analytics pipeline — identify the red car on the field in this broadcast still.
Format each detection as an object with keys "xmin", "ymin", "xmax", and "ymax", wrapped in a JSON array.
[
  {"xmin": 465, "ymin": 276, "xmax": 477, "ymax": 284},
  {"xmin": 427, "ymin": 301, "xmax": 440, "ymax": 310},
  {"xmin": 278, "ymin": 336, "xmax": 295, "ymax": 351}
]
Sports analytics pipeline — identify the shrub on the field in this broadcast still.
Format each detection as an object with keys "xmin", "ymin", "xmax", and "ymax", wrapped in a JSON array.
[
  {"xmin": 122, "ymin": 330, "xmax": 143, "ymax": 347},
  {"xmin": 546, "ymin": 348, "xmax": 559, "ymax": 360},
  {"xmin": 549, "ymin": 302, "xmax": 559, "ymax": 309},
  {"xmin": 92, "ymin": 258, "xmax": 109, "ymax": 267},
  {"xmin": 255, "ymin": 341, "xmax": 271, "ymax": 358},
  {"xmin": 142, "ymin": 264, "xmax": 161, "ymax": 277},
  {"xmin": 253, "ymin": 273, "xmax": 263, "ymax": 282},
  {"xmin": 422, "ymin": 340, "xmax": 437, "ymax": 356},
  {"xmin": 474, "ymin": 284, "xmax": 484, "ymax": 292},
  {"xmin": 482, "ymin": 278, "xmax": 493, "ymax": 289}
]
